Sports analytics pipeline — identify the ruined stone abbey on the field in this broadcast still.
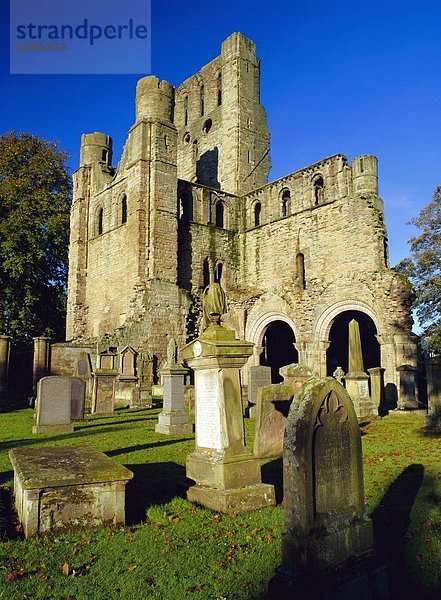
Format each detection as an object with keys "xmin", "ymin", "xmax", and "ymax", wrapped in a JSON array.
[{"xmin": 59, "ymin": 33, "xmax": 418, "ymax": 407}]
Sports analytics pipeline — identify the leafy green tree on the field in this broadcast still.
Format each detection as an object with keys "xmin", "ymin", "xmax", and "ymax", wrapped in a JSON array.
[
  {"xmin": 0, "ymin": 131, "xmax": 71, "ymax": 343},
  {"xmin": 396, "ymin": 186, "xmax": 441, "ymax": 354}
]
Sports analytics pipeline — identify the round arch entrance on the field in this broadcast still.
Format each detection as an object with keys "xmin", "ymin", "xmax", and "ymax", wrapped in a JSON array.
[
  {"xmin": 326, "ymin": 310, "xmax": 380, "ymax": 376},
  {"xmin": 260, "ymin": 321, "xmax": 298, "ymax": 383}
]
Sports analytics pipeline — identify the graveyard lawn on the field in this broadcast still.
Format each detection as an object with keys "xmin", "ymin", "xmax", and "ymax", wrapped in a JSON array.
[{"xmin": 0, "ymin": 407, "xmax": 439, "ymax": 600}]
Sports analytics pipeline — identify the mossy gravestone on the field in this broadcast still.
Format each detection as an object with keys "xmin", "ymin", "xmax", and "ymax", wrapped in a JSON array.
[{"xmin": 269, "ymin": 378, "xmax": 388, "ymax": 600}]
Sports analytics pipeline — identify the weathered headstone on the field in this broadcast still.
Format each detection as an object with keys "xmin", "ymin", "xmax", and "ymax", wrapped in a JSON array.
[
  {"xmin": 280, "ymin": 362, "xmax": 317, "ymax": 391},
  {"xmin": 155, "ymin": 338, "xmax": 192, "ymax": 435},
  {"xmin": 368, "ymin": 367, "xmax": 386, "ymax": 413},
  {"xmin": 247, "ymin": 365, "xmax": 271, "ymax": 417},
  {"xmin": 425, "ymin": 356, "xmax": 441, "ymax": 430},
  {"xmin": 91, "ymin": 351, "xmax": 117, "ymax": 414},
  {"xmin": 33, "ymin": 376, "xmax": 73, "ymax": 434},
  {"xmin": 70, "ymin": 377, "xmax": 86, "ymax": 420},
  {"xmin": 397, "ymin": 364, "xmax": 420, "ymax": 409},
  {"xmin": 268, "ymin": 378, "xmax": 387, "ymax": 599},
  {"xmin": 344, "ymin": 319, "xmax": 376, "ymax": 418},
  {"xmin": 181, "ymin": 283, "xmax": 275, "ymax": 513},
  {"xmin": 74, "ymin": 352, "xmax": 93, "ymax": 410},
  {"xmin": 9, "ymin": 446, "xmax": 133, "ymax": 537},
  {"xmin": 116, "ymin": 346, "xmax": 139, "ymax": 406},
  {"xmin": 253, "ymin": 384, "xmax": 294, "ymax": 458}
]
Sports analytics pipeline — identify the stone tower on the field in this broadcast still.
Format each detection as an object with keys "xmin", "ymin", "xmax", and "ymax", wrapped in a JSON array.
[{"xmin": 174, "ymin": 32, "xmax": 270, "ymax": 195}]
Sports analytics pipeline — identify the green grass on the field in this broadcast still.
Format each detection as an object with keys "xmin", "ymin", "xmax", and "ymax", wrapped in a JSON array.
[{"xmin": 0, "ymin": 407, "xmax": 440, "ymax": 599}]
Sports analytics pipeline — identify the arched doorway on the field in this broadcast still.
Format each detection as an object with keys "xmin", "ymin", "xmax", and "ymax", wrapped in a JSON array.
[
  {"xmin": 326, "ymin": 310, "xmax": 380, "ymax": 376},
  {"xmin": 260, "ymin": 320, "xmax": 298, "ymax": 383}
]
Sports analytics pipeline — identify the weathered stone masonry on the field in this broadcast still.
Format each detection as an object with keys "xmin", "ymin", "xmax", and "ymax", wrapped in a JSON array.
[{"xmin": 60, "ymin": 32, "xmax": 417, "ymax": 405}]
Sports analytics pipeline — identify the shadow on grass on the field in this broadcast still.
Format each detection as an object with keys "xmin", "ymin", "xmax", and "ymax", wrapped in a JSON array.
[
  {"xmin": 372, "ymin": 463, "xmax": 428, "ymax": 599},
  {"xmin": 261, "ymin": 458, "xmax": 283, "ymax": 504},
  {"xmin": 0, "ymin": 425, "xmax": 132, "ymax": 452},
  {"xmin": 124, "ymin": 461, "xmax": 192, "ymax": 526},
  {"xmin": 106, "ymin": 438, "xmax": 193, "ymax": 458},
  {"xmin": 75, "ymin": 417, "xmax": 155, "ymax": 430}
]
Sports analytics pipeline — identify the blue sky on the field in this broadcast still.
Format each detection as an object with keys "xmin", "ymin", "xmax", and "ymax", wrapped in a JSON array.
[{"xmin": 1, "ymin": 0, "xmax": 440, "ymax": 267}]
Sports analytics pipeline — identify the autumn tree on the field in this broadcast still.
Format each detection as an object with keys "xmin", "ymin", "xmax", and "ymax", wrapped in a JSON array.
[
  {"xmin": 396, "ymin": 186, "xmax": 441, "ymax": 354},
  {"xmin": 0, "ymin": 131, "xmax": 71, "ymax": 343}
]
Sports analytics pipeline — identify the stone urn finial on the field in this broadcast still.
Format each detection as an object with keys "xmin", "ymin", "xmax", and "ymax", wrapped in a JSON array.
[
  {"xmin": 166, "ymin": 337, "xmax": 178, "ymax": 366},
  {"xmin": 202, "ymin": 282, "xmax": 227, "ymax": 329}
]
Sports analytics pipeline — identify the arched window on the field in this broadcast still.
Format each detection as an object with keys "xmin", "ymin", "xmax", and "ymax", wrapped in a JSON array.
[
  {"xmin": 254, "ymin": 202, "xmax": 261, "ymax": 227},
  {"xmin": 203, "ymin": 257, "xmax": 210, "ymax": 288},
  {"xmin": 193, "ymin": 139, "xmax": 198, "ymax": 162},
  {"xmin": 97, "ymin": 208, "xmax": 104, "ymax": 236},
  {"xmin": 121, "ymin": 195, "xmax": 127, "ymax": 224},
  {"xmin": 179, "ymin": 193, "xmax": 193, "ymax": 223},
  {"xmin": 183, "ymin": 94, "xmax": 188, "ymax": 126},
  {"xmin": 214, "ymin": 262, "xmax": 223, "ymax": 283},
  {"xmin": 296, "ymin": 252, "xmax": 306, "ymax": 289},
  {"xmin": 281, "ymin": 189, "xmax": 291, "ymax": 217},
  {"xmin": 200, "ymin": 84, "xmax": 205, "ymax": 116},
  {"xmin": 313, "ymin": 176, "xmax": 325, "ymax": 205},
  {"xmin": 215, "ymin": 201, "xmax": 224, "ymax": 228},
  {"xmin": 217, "ymin": 72, "xmax": 222, "ymax": 106}
]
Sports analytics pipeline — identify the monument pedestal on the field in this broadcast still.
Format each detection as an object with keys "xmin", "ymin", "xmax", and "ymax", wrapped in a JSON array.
[
  {"xmin": 181, "ymin": 324, "xmax": 276, "ymax": 513},
  {"xmin": 32, "ymin": 424, "xmax": 74, "ymax": 434},
  {"xmin": 155, "ymin": 365, "xmax": 192, "ymax": 435},
  {"xmin": 344, "ymin": 372, "xmax": 376, "ymax": 418}
]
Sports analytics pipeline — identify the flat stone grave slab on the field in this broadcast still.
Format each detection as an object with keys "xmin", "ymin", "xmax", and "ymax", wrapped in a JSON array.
[{"xmin": 9, "ymin": 446, "xmax": 133, "ymax": 538}]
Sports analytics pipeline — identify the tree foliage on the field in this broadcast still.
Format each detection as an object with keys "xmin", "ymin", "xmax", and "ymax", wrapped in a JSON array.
[
  {"xmin": 396, "ymin": 187, "xmax": 441, "ymax": 354},
  {"xmin": 0, "ymin": 131, "xmax": 71, "ymax": 344}
]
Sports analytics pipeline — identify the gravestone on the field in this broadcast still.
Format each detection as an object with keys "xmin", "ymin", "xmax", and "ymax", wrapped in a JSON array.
[
  {"xmin": 425, "ymin": 357, "xmax": 441, "ymax": 430},
  {"xmin": 397, "ymin": 365, "xmax": 419, "ymax": 409},
  {"xmin": 253, "ymin": 384, "xmax": 294, "ymax": 458},
  {"xmin": 70, "ymin": 377, "xmax": 86, "ymax": 420},
  {"xmin": 269, "ymin": 378, "xmax": 387, "ymax": 599},
  {"xmin": 180, "ymin": 282, "xmax": 275, "ymax": 513},
  {"xmin": 116, "ymin": 346, "xmax": 139, "ymax": 406},
  {"xmin": 333, "ymin": 365, "xmax": 345, "ymax": 384},
  {"xmin": 91, "ymin": 351, "xmax": 118, "ymax": 414},
  {"xmin": 368, "ymin": 367, "xmax": 386, "ymax": 414},
  {"xmin": 344, "ymin": 319, "xmax": 376, "ymax": 418},
  {"xmin": 9, "ymin": 446, "xmax": 133, "ymax": 537},
  {"xmin": 33, "ymin": 376, "xmax": 73, "ymax": 434},
  {"xmin": 155, "ymin": 338, "xmax": 192, "ymax": 435},
  {"xmin": 280, "ymin": 363, "xmax": 317, "ymax": 391},
  {"xmin": 74, "ymin": 352, "xmax": 93, "ymax": 410},
  {"xmin": 247, "ymin": 365, "xmax": 271, "ymax": 417}
]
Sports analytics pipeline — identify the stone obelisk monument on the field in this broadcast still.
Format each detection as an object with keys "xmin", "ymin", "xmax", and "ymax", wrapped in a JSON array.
[
  {"xmin": 343, "ymin": 319, "xmax": 375, "ymax": 418},
  {"xmin": 180, "ymin": 283, "xmax": 275, "ymax": 513}
]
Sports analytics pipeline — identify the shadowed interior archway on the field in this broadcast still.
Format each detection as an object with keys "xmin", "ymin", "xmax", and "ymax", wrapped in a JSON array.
[
  {"xmin": 326, "ymin": 310, "xmax": 380, "ymax": 376},
  {"xmin": 259, "ymin": 320, "xmax": 298, "ymax": 383}
]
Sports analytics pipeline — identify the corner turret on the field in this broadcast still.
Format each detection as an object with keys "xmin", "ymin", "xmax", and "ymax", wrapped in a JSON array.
[
  {"xmin": 135, "ymin": 76, "xmax": 175, "ymax": 122},
  {"xmin": 80, "ymin": 132, "xmax": 113, "ymax": 167},
  {"xmin": 352, "ymin": 155, "xmax": 378, "ymax": 195}
]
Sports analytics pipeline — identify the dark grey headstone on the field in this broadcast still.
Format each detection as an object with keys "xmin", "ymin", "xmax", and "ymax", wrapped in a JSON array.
[{"xmin": 71, "ymin": 377, "xmax": 86, "ymax": 420}]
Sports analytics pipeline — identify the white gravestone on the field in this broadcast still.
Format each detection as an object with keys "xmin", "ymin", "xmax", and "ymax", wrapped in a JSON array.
[{"xmin": 33, "ymin": 376, "xmax": 73, "ymax": 434}]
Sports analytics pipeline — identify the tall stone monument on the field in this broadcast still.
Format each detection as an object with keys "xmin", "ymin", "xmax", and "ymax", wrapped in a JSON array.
[
  {"xmin": 269, "ymin": 378, "xmax": 387, "ymax": 599},
  {"xmin": 181, "ymin": 283, "xmax": 275, "ymax": 513},
  {"xmin": 155, "ymin": 338, "xmax": 192, "ymax": 435},
  {"xmin": 344, "ymin": 319, "xmax": 375, "ymax": 418}
]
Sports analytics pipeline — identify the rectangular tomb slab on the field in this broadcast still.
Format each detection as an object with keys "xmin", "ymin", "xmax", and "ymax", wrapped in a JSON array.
[{"xmin": 9, "ymin": 446, "xmax": 133, "ymax": 537}]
